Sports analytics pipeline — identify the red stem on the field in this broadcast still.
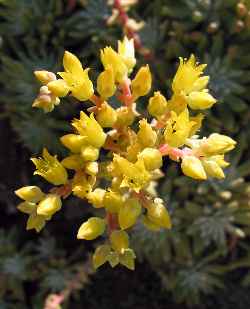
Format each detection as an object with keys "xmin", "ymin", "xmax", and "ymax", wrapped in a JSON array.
[
  {"xmin": 113, "ymin": 0, "xmax": 154, "ymax": 60},
  {"xmin": 118, "ymin": 78, "xmax": 133, "ymax": 106},
  {"xmin": 107, "ymin": 212, "xmax": 118, "ymax": 234}
]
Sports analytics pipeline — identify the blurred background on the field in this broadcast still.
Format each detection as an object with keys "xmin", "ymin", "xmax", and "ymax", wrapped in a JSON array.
[{"xmin": 1, "ymin": 0, "xmax": 250, "ymax": 308}]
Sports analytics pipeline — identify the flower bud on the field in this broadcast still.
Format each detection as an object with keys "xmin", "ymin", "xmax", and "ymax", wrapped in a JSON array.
[
  {"xmin": 110, "ymin": 230, "xmax": 129, "ymax": 254},
  {"xmin": 131, "ymin": 65, "xmax": 152, "ymax": 99},
  {"xmin": 85, "ymin": 161, "xmax": 99, "ymax": 176},
  {"xmin": 119, "ymin": 248, "xmax": 136, "ymax": 270},
  {"xmin": 32, "ymin": 96, "xmax": 54, "ymax": 113},
  {"xmin": 138, "ymin": 148, "xmax": 162, "ymax": 171},
  {"xmin": 147, "ymin": 202, "xmax": 171, "ymax": 229},
  {"xmin": 210, "ymin": 155, "xmax": 229, "ymax": 168},
  {"xmin": 181, "ymin": 155, "xmax": 207, "ymax": 180},
  {"xmin": 137, "ymin": 119, "xmax": 157, "ymax": 148},
  {"xmin": 107, "ymin": 251, "xmax": 120, "ymax": 267},
  {"xmin": 100, "ymin": 46, "xmax": 128, "ymax": 83},
  {"xmin": 26, "ymin": 213, "xmax": 46, "ymax": 233},
  {"xmin": 47, "ymin": 79, "xmax": 70, "ymax": 97},
  {"xmin": 60, "ymin": 134, "xmax": 87, "ymax": 153},
  {"xmin": 148, "ymin": 91, "xmax": 168, "ymax": 117},
  {"xmin": 118, "ymin": 198, "xmax": 141, "ymax": 229},
  {"xmin": 81, "ymin": 145, "xmax": 99, "ymax": 161},
  {"xmin": 17, "ymin": 202, "xmax": 36, "ymax": 214},
  {"xmin": 87, "ymin": 188, "xmax": 106, "ymax": 208},
  {"xmin": 202, "ymin": 159, "xmax": 225, "ymax": 179},
  {"xmin": 200, "ymin": 133, "xmax": 236, "ymax": 155},
  {"xmin": 77, "ymin": 217, "xmax": 105, "ymax": 240},
  {"xmin": 96, "ymin": 103, "xmax": 117, "ymax": 128},
  {"xmin": 34, "ymin": 70, "xmax": 56, "ymax": 84},
  {"xmin": 115, "ymin": 106, "xmax": 136, "ymax": 127},
  {"xmin": 118, "ymin": 36, "xmax": 136, "ymax": 72},
  {"xmin": 61, "ymin": 155, "xmax": 85, "ymax": 170},
  {"xmin": 142, "ymin": 215, "xmax": 161, "ymax": 231},
  {"xmin": 37, "ymin": 194, "xmax": 62, "ymax": 217},
  {"xmin": 93, "ymin": 244, "xmax": 111, "ymax": 269},
  {"xmin": 192, "ymin": 76, "xmax": 209, "ymax": 92},
  {"xmin": 97, "ymin": 67, "xmax": 116, "ymax": 99},
  {"xmin": 187, "ymin": 91, "xmax": 216, "ymax": 109},
  {"xmin": 15, "ymin": 186, "xmax": 45, "ymax": 203},
  {"xmin": 103, "ymin": 190, "xmax": 124, "ymax": 213}
]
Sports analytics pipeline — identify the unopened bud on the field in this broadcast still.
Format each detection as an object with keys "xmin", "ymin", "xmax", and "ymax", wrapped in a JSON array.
[
  {"xmin": 37, "ymin": 194, "xmax": 62, "ymax": 217},
  {"xmin": 148, "ymin": 91, "xmax": 168, "ymax": 118},
  {"xmin": 137, "ymin": 119, "xmax": 157, "ymax": 148},
  {"xmin": 77, "ymin": 217, "xmax": 105, "ymax": 240},
  {"xmin": 81, "ymin": 145, "xmax": 99, "ymax": 161},
  {"xmin": 138, "ymin": 148, "xmax": 162, "ymax": 171},
  {"xmin": 103, "ymin": 190, "xmax": 124, "ymax": 213},
  {"xmin": 15, "ymin": 186, "xmax": 45, "ymax": 203},
  {"xmin": 118, "ymin": 198, "xmax": 141, "ymax": 229},
  {"xmin": 110, "ymin": 230, "xmax": 129, "ymax": 254}
]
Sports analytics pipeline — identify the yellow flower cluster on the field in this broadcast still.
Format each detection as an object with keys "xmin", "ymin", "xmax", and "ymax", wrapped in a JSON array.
[{"xmin": 15, "ymin": 37, "xmax": 236, "ymax": 270}]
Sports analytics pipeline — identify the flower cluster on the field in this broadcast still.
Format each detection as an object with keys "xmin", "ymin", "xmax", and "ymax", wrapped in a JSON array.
[{"xmin": 15, "ymin": 37, "xmax": 236, "ymax": 270}]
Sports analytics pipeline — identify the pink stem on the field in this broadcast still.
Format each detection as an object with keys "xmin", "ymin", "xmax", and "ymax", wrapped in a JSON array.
[{"xmin": 118, "ymin": 78, "xmax": 133, "ymax": 106}]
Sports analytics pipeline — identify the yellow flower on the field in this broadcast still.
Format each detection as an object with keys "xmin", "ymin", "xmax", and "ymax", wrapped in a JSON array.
[
  {"xmin": 113, "ymin": 155, "xmax": 151, "ymax": 192},
  {"xmin": 72, "ymin": 111, "xmax": 106, "ymax": 148},
  {"xmin": 37, "ymin": 194, "xmax": 62, "ymax": 217},
  {"xmin": 181, "ymin": 155, "xmax": 207, "ymax": 180},
  {"xmin": 72, "ymin": 173, "xmax": 93, "ymax": 199},
  {"xmin": 148, "ymin": 91, "xmax": 168, "ymax": 118},
  {"xmin": 164, "ymin": 109, "xmax": 195, "ymax": 147},
  {"xmin": 77, "ymin": 217, "xmax": 106, "ymax": 240},
  {"xmin": 172, "ymin": 55, "xmax": 207, "ymax": 95},
  {"xmin": 15, "ymin": 186, "xmax": 45, "ymax": 203},
  {"xmin": 58, "ymin": 51, "xmax": 94, "ymax": 101},
  {"xmin": 100, "ymin": 46, "xmax": 128, "ymax": 83},
  {"xmin": 118, "ymin": 36, "xmax": 136, "ymax": 72},
  {"xmin": 97, "ymin": 66, "xmax": 116, "ymax": 99},
  {"xmin": 131, "ymin": 65, "xmax": 152, "ymax": 100},
  {"xmin": 31, "ymin": 148, "xmax": 68, "ymax": 185}
]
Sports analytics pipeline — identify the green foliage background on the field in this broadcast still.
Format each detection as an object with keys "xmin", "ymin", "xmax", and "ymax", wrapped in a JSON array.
[{"xmin": 1, "ymin": 0, "xmax": 250, "ymax": 308}]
